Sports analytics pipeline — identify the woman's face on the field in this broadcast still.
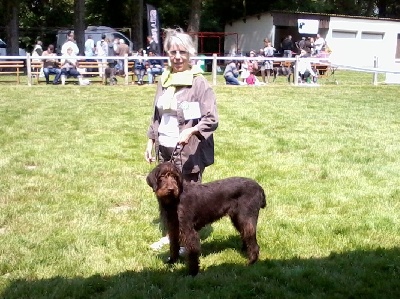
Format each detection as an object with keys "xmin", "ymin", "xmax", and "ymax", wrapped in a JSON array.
[{"xmin": 168, "ymin": 44, "xmax": 190, "ymax": 73}]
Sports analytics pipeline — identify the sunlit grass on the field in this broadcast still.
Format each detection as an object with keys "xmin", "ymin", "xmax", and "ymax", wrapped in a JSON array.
[{"xmin": 0, "ymin": 71, "xmax": 399, "ymax": 298}]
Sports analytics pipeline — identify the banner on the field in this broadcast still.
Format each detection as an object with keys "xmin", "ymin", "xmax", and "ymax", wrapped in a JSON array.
[
  {"xmin": 298, "ymin": 19, "xmax": 319, "ymax": 34},
  {"xmin": 146, "ymin": 4, "xmax": 161, "ymax": 54}
]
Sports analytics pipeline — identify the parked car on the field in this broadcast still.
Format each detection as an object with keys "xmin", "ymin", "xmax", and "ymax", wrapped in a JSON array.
[{"xmin": 0, "ymin": 38, "xmax": 27, "ymax": 56}]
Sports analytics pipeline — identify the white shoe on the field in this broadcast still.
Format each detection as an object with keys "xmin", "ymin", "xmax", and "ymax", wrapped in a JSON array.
[{"xmin": 150, "ymin": 236, "xmax": 170, "ymax": 251}]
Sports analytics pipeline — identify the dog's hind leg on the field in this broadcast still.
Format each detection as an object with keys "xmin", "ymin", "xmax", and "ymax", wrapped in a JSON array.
[{"xmin": 230, "ymin": 214, "xmax": 260, "ymax": 265}]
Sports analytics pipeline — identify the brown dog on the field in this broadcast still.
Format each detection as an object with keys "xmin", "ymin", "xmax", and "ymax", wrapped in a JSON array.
[{"xmin": 146, "ymin": 161, "xmax": 266, "ymax": 276}]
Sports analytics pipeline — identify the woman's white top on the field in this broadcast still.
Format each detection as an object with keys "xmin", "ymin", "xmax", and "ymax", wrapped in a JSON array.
[{"xmin": 156, "ymin": 91, "xmax": 180, "ymax": 148}]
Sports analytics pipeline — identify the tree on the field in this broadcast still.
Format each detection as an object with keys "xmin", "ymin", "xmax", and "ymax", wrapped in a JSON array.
[
  {"xmin": 187, "ymin": 0, "xmax": 202, "ymax": 50},
  {"xmin": 3, "ymin": 0, "xmax": 20, "ymax": 55},
  {"xmin": 74, "ymin": 0, "xmax": 85, "ymax": 55}
]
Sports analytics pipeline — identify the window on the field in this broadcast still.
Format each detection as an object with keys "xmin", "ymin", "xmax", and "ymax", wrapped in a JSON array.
[
  {"xmin": 396, "ymin": 34, "xmax": 400, "ymax": 59},
  {"xmin": 361, "ymin": 32, "xmax": 384, "ymax": 40},
  {"xmin": 332, "ymin": 30, "xmax": 357, "ymax": 38}
]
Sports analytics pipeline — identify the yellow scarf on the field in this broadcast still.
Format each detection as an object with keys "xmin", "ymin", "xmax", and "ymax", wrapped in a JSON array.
[{"xmin": 160, "ymin": 65, "xmax": 203, "ymax": 109}]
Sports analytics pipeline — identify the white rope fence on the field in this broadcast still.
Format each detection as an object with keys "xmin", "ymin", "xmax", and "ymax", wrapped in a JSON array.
[{"xmin": 1, "ymin": 54, "xmax": 400, "ymax": 86}]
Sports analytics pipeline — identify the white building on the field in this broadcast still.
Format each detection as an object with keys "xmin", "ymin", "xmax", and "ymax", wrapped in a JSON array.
[{"xmin": 224, "ymin": 11, "xmax": 400, "ymax": 68}]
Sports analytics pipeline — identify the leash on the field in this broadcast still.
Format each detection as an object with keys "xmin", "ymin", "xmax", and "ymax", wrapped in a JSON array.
[{"xmin": 169, "ymin": 143, "xmax": 185, "ymax": 163}]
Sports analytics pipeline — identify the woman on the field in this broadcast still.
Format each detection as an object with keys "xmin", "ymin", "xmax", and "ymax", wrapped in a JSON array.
[
  {"xmin": 144, "ymin": 28, "xmax": 219, "ymax": 250},
  {"xmin": 263, "ymin": 41, "xmax": 276, "ymax": 84}
]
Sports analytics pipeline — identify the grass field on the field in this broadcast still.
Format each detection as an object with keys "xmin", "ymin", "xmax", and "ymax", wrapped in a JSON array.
[{"xmin": 0, "ymin": 71, "xmax": 399, "ymax": 298}]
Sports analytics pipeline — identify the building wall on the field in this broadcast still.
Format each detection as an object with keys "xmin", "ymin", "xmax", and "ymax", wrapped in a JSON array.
[
  {"xmin": 327, "ymin": 17, "xmax": 399, "ymax": 67},
  {"xmin": 224, "ymin": 13, "xmax": 274, "ymax": 55},
  {"xmin": 224, "ymin": 13, "xmax": 400, "ymax": 68}
]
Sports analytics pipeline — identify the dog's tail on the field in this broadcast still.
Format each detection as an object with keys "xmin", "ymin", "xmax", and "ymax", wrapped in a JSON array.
[{"xmin": 260, "ymin": 186, "xmax": 266, "ymax": 209}]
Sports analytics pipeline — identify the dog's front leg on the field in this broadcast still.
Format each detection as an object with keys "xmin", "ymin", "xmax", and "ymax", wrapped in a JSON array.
[
  {"xmin": 165, "ymin": 209, "xmax": 180, "ymax": 264},
  {"xmin": 181, "ymin": 227, "xmax": 201, "ymax": 276}
]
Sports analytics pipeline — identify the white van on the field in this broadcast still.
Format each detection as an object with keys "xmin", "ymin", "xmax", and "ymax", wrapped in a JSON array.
[
  {"xmin": 56, "ymin": 26, "xmax": 134, "ymax": 55},
  {"xmin": 0, "ymin": 38, "xmax": 27, "ymax": 56}
]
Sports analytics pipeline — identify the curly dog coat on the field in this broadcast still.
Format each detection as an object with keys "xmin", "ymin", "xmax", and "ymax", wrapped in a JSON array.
[{"xmin": 146, "ymin": 161, "xmax": 266, "ymax": 276}]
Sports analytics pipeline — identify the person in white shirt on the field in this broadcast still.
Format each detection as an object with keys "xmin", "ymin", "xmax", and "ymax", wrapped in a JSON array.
[
  {"xmin": 84, "ymin": 35, "xmax": 95, "ymax": 57},
  {"xmin": 298, "ymin": 50, "xmax": 317, "ymax": 83},
  {"xmin": 61, "ymin": 31, "xmax": 79, "ymax": 56},
  {"xmin": 60, "ymin": 47, "xmax": 88, "ymax": 85},
  {"xmin": 314, "ymin": 34, "xmax": 325, "ymax": 55},
  {"xmin": 95, "ymin": 34, "xmax": 108, "ymax": 76}
]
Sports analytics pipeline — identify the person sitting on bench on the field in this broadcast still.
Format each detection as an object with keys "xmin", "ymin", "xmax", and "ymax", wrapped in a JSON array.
[{"xmin": 60, "ymin": 47, "xmax": 87, "ymax": 85}]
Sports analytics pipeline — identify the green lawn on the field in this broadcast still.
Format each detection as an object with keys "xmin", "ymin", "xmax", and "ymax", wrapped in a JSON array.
[{"xmin": 0, "ymin": 71, "xmax": 399, "ymax": 298}]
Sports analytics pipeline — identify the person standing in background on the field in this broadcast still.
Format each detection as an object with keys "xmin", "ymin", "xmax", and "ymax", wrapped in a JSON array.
[
  {"xmin": 146, "ymin": 35, "xmax": 160, "ymax": 55},
  {"xmin": 61, "ymin": 31, "xmax": 79, "ymax": 56}
]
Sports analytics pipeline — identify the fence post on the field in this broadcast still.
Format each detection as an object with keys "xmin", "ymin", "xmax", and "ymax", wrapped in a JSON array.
[
  {"xmin": 26, "ymin": 54, "xmax": 32, "ymax": 86},
  {"xmin": 294, "ymin": 55, "xmax": 299, "ymax": 86},
  {"xmin": 212, "ymin": 54, "xmax": 217, "ymax": 86},
  {"xmin": 124, "ymin": 54, "xmax": 129, "ymax": 85},
  {"xmin": 373, "ymin": 56, "xmax": 378, "ymax": 86}
]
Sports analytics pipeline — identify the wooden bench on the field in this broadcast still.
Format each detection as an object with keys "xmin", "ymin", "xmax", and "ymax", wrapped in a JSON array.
[
  {"xmin": 77, "ymin": 60, "xmax": 108, "ymax": 81},
  {"xmin": 314, "ymin": 63, "xmax": 330, "ymax": 78},
  {"xmin": 0, "ymin": 60, "xmax": 25, "ymax": 83},
  {"xmin": 273, "ymin": 61, "xmax": 294, "ymax": 83},
  {"xmin": 32, "ymin": 60, "xmax": 108, "ymax": 84},
  {"xmin": 127, "ymin": 60, "xmax": 168, "ymax": 85},
  {"xmin": 31, "ymin": 61, "xmax": 44, "ymax": 84}
]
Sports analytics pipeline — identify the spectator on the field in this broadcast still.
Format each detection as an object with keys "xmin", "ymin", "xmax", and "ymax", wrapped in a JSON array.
[
  {"xmin": 243, "ymin": 50, "xmax": 258, "ymax": 85},
  {"xmin": 263, "ymin": 41, "xmax": 276, "ymax": 83},
  {"xmin": 84, "ymin": 35, "xmax": 95, "ymax": 73},
  {"xmin": 297, "ymin": 37, "xmax": 306, "ymax": 54},
  {"xmin": 42, "ymin": 44, "xmax": 62, "ymax": 85},
  {"xmin": 257, "ymin": 48, "xmax": 267, "ymax": 83},
  {"xmin": 146, "ymin": 35, "xmax": 160, "ymax": 55},
  {"xmin": 133, "ymin": 48, "xmax": 146, "ymax": 85},
  {"xmin": 96, "ymin": 34, "xmax": 108, "ymax": 76},
  {"xmin": 281, "ymin": 35, "xmax": 294, "ymax": 58},
  {"xmin": 223, "ymin": 60, "xmax": 243, "ymax": 85},
  {"xmin": 60, "ymin": 47, "xmax": 88, "ymax": 85},
  {"xmin": 314, "ymin": 34, "xmax": 325, "ymax": 54},
  {"xmin": 115, "ymin": 39, "xmax": 131, "ymax": 75},
  {"xmin": 61, "ymin": 31, "xmax": 79, "ymax": 56},
  {"xmin": 298, "ymin": 49, "xmax": 317, "ymax": 84},
  {"xmin": 304, "ymin": 37, "xmax": 315, "ymax": 56},
  {"xmin": 32, "ymin": 40, "xmax": 43, "ymax": 58},
  {"xmin": 84, "ymin": 35, "xmax": 95, "ymax": 57},
  {"xmin": 146, "ymin": 50, "xmax": 163, "ymax": 84}
]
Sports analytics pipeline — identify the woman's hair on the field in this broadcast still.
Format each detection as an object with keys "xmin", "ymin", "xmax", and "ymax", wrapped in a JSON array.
[{"xmin": 163, "ymin": 28, "xmax": 196, "ymax": 56}]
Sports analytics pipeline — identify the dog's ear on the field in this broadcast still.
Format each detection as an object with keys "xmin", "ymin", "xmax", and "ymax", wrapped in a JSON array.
[{"xmin": 146, "ymin": 167, "xmax": 158, "ymax": 192}]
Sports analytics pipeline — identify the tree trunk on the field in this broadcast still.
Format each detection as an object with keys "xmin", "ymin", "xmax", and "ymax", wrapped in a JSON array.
[
  {"xmin": 377, "ymin": 0, "xmax": 388, "ymax": 17},
  {"xmin": 187, "ymin": 0, "xmax": 202, "ymax": 53},
  {"xmin": 5, "ymin": 0, "xmax": 20, "ymax": 55},
  {"xmin": 131, "ymin": 0, "xmax": 143, "ymax": 50},
  {"xmin": 74, "ymin": 0, "xmax": 86, "ymax": 56}
]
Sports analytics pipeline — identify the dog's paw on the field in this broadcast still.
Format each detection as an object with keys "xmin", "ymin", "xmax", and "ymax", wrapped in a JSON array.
[{"xmin": 165, "ymin": 256, "xmax": 178, "ymax": 264}]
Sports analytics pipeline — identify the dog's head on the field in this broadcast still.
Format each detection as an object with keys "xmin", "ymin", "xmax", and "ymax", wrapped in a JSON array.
[{"xmin": 146, "ymin": 162, "xmax": 183, "ymax": 204}]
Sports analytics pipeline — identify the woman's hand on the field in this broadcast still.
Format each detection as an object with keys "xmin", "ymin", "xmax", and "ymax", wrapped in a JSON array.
[
  {"xmin": 178, "ymin": 126, "xmax": 198, "ymax": 145},
  {"xmin": 144, "ymin": 139, "xmax": 155, "ymax": 163}
]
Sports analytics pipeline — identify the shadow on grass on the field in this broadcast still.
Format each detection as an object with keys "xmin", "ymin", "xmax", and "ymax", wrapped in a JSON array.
[{"xmin": 2, "ymin": 245, "xmax": 399, "ymax": 298}]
